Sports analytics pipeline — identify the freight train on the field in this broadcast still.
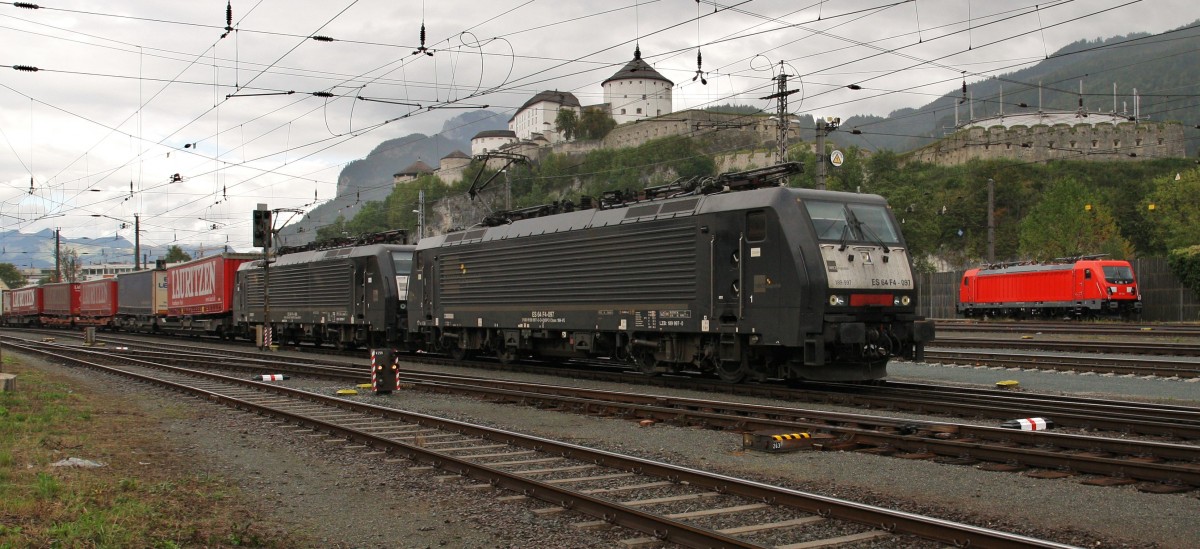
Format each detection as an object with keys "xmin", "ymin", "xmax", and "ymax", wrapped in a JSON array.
[
  {"xmin": 957, "ymin": 256, "xmax": 1142, "ymax": 319},
  {"xmin": 1, "ymin": 163, "xmax": 935, "ymax": 382}
]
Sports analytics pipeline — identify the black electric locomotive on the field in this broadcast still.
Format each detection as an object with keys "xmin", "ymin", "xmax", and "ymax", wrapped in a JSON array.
[
  {"xmin": 233, "ymin": 231, "xmax": 415, "ymax": 349},
  {"xmin": 409, "ymin": 163, "xmax": 934, "ymax": 382}
]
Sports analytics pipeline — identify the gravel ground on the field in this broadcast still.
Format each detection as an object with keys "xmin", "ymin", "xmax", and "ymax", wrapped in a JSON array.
[{"xmin": 11, "ymin": 346, "xmax": 1200, "ymax": 548}]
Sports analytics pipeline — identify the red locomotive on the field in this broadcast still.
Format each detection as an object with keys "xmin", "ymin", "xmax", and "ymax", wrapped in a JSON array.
[{"xmin": 958, "ymin": 256, "xmax": 1141, "ymax": 319}]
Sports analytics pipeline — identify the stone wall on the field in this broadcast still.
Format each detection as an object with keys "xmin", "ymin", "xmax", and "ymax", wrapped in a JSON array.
[
  {"xmin": 713, "ymin": 150, "xmax": 775, "ymax": 172},
  {"xmin": 908, "ymin": 121, "xmax": 1185, "ymax": 166},
  {"xmin": 602, "ymin": 110, "xmax": 796, "ymax": 151}
]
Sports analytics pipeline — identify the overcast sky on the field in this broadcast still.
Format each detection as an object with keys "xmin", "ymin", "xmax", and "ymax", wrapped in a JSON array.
[{"xmin": 0, "ymin": 0, "xmax": 1194, "ymax": 256}]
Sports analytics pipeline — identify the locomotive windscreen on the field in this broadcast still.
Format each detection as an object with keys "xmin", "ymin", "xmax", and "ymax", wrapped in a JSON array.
[
  {"xmin": 392, "ymin": 251, "xmax": 413, "ymax": 300},
  {"xmin": 1102, "ymin": 265, "xmax": 1134, "ymax": 284},
  {"xmin": 803, "ymin": 201, "xmax": 900, "ymax": 245}
]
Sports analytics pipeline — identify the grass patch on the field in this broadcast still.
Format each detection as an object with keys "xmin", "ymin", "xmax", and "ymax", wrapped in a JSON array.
[{"xmin": 0, "ymin": 359, "xmax": 299, "ymax": 547}]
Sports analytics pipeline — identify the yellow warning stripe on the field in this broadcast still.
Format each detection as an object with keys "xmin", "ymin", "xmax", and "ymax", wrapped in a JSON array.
[{"xmin": 771, "ymin": 433, "xmax": 810, "ymax": 441}]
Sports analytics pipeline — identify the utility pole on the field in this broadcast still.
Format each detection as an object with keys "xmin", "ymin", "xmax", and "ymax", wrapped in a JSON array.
[
  {"xmin": 416, "ymin": 189, "xmax": 425, "ymax": 240},
  {"xmin": 504, "ymin": 169, "xmax": 512, "ymax": 210},
  {"xmin": 54, "ymin": 228, "xmax": 61, "ymax": 282},
  {"xmin": 815, "ymin": 120, "xmax": 827, "ymax": 190},
  {"xmin": 814, "ymin": 117, "xmax": 840, "ymax": 191},
  {"xmin": 134, "ymin": 214, "xmax": 141, "ymax": 270},
  {"xmin": 760, "ymin": 61, "xmax": 798, "ymax": 166},
  {"xmin": 987, "ymin": 178, "xmax": 995, "ymax": 264}
]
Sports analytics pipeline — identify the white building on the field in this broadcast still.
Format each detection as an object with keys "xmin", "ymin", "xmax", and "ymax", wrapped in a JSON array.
[
  {"xmin": 392, "ymin": 160, "xmax": 435, "ymax": 185},
  {"xmin": 507, "ymin": 91, "xmax": 581, "ymax": 143},
  {"xmin": 602, "ymin": 46, "xmax": 673, "ymax": 125},
  {"xmin": 470, "ymin": 130, "xmax": 518, "ymax": 156}
]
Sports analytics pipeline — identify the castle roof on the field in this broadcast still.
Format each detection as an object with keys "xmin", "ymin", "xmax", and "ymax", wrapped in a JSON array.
[
  {"xmin": 472, "ymin": 129, "xmax": 517, "ymax": 140},
  {"xmin": 508, "ymin": 91, "xmax": 581, "ymax": 123},
  {"xmin": 602, "ymin": 46, "xmax": 673, "ymax": 87},
  {"xmin": 393, "ymin": 160, "xmax": 434, "ymax": 177},
  {"xmin": 441, "ymin": 150, "xmax": 470, "ymax": 160}
]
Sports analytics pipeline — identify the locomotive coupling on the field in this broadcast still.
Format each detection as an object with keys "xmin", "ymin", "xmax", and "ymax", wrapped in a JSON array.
[{"xmin": 838, "ymin": 322, "xmax": 866, "ymax": 344}]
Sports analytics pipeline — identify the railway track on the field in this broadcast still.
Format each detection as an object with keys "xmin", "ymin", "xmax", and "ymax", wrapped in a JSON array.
[
  {"xmin": 922, "ymin": 347, "xmax": 1200, "ymax": 378},
  {"xmin": 13, "ymin": 333, "xmax": 1200, "ymax": 496},
  {"xmin": 23, "ymin": 330, "xmax": 1200, "ymax": 439},
  {"xmin": 3, "ymin": 335, "xmax": 1078, "ymax": 549},
  {"xmin": 934, "ymin": 319, "xmax": 1200, "ymax": 338},
  {"xmin": 931, "ymin": 335, "xmax": 1200, "ymax": 357}
]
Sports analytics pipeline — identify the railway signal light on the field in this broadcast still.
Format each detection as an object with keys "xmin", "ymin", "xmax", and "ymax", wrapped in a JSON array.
[{"xmin": 252, "ymin": 208, "xmax": 272, "ymax": 248}]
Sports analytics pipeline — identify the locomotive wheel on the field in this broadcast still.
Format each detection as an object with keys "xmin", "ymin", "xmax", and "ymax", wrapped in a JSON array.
[
  {"xmin": 633, "ymin": 351, "xmax": 662, "ymax": 377},
  {"xmin": 448, "ymin": 345, "xmax": 471, "ymax": 362},
  {"xmin": 715, "ymin": 357, "xmax": 749, "ymax": 383}
]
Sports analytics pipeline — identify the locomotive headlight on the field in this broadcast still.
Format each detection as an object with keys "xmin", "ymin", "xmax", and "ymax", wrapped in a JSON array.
[
  {"xmin": 1108, "ymin": 286, "xmax": 1116, "ymax": 294},
  {"xmin": 828, "ymin": 294, "xmax": 847, "ymax": 307}
]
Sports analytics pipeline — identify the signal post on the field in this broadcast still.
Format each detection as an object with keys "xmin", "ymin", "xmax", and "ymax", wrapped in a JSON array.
[{"xmin": 253, "ymin": 204, "xmax": 274, "ymax": 350}]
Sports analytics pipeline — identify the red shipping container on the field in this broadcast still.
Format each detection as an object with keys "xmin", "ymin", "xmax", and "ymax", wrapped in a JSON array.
[
  {"xmin": 43, "ymin": 283, "xmax": 80, "ymax": 316},
  {"xmin": 167, "ymin": 253, "xmax": 259, "ymax": 317},
  {"xmin": 7, "ymin": 287, "xmax": 41, "ymax": 315},
  {"xmin": 80, "ymin": 279, "xmax": 119, "ymax": 318}
]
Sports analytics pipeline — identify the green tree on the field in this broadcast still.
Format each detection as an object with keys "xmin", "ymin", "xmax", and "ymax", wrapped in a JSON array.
[
  {"xmin": 1018, "ymin": 178, "xmax": 1131, "ymax": 260},
  {"xmin": 0, "ymin": 262, "xmax": 25, "ymax": 288},
  {"xmin": 554, "ymin": 108, "xmax": 578, "ymax": 141},
  {"xmin": 315, "ymin": 214, "xmax": 349, "ymax": 242},
  {"xmin": 164, "ymin": 245, "xmax": 192, "ymax": 263},
  {"xmin": 577, "ymin": 107, "xmax": 616, "ymax": 140},
  {"xmin": 1140, "ymin": 167, "xmax": 1200, "ymax": 251}
]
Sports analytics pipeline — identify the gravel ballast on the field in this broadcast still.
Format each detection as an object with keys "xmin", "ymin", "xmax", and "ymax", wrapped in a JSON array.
[{"xmin": 13, "ymin": 347, "xmax": 1200, "ymax": 548}]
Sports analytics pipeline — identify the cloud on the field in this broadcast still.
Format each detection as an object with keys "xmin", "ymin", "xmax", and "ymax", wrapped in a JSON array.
[{"xmin": 0, "ymin": 0, "xmax": 1193, "ymax": 252}]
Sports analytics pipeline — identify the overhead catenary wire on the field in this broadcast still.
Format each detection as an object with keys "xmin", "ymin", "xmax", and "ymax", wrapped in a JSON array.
[{"xmin": 0, "ymin": 0, "xmax": 1191, "ymax": 251}]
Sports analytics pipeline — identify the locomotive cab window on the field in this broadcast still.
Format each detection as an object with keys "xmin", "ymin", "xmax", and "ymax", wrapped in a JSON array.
[
  {"xmin": 1102, "ymin": 265, "xmax": 1134, "ymax": 284},
  {"xmin": 746, "ymin": 211, "xmax": 767, "ymax": 241},
  {"xmin": 391, "ymin": 251, "xmax": 414, "ymax": 276},
  {"xmin": 1084, "ymin": 269, "xmax": 1092, "ymax": 279},
  {"xmin": 803, "ymin": 200, "xmax": 901, "ymax": 245}
]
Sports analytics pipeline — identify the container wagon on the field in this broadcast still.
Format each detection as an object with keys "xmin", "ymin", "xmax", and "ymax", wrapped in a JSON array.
[
  {"xmin": 42, "ymin": 282, "xmax": 81, "ymax": 327},
  {"xmin": 117, "ymin": 268, "xmax": 168, "ymax": 332},
  {"xmin": 79, "ymin": 278, "xmax": 119, "ymax": 328},
  {"xmin": 4, "ymin": 287, "xmax": 42, "ymax": 326},
  {"xmin": 164, "ymin": 253, "xmax": 259, "ymax": 338}
]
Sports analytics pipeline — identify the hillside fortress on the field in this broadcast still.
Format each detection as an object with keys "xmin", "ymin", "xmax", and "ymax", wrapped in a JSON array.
[
  {"xmin": 908, "ymin": 111, "xmax": 1185, "ymax": 165},
  {"xmin": 393, "ymin": 48, "xmax": 1190, "ymax": 186}
]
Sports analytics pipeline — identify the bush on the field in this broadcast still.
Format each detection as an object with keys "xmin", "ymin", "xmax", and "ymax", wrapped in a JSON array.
[{"xmin": 1167, "ymin": 245, "xmax": 1200, "ymax": 296}]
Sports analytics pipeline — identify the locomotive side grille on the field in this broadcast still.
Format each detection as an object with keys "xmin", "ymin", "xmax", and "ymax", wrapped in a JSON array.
[
  {"xmin": 242, "ymin": 262, "xmax": 354, "ymax": 308},
  {"xmin": 437, "ymin": 222, "xmax": 697, "ymax": 305}
]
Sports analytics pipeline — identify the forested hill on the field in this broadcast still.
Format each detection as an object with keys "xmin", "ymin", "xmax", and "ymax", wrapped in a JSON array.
[
  {"xmin": 827, "ymin": 21, "xmax": 1200, "ymax": 156},
  {"xmin": 276, "ymin": 110, "xmax": 506, "ymax": 245}
]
